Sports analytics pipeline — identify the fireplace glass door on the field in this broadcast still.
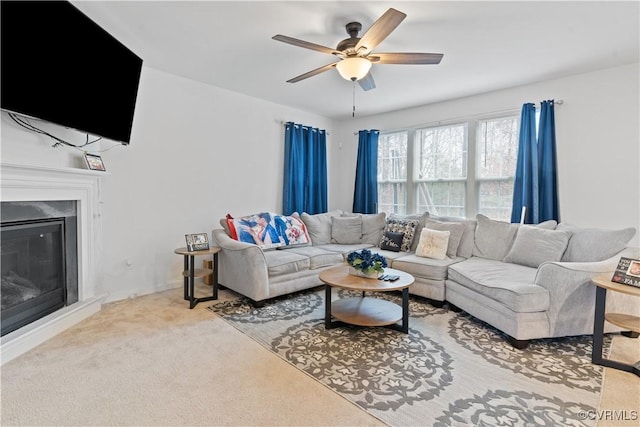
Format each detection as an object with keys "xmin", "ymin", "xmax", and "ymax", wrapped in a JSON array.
[{"xmin": 1, "ymin": 218, "xmax": 67, "ymax": 336}]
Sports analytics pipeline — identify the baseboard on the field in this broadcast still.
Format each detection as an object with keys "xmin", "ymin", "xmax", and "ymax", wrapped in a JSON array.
[
  {"xmin": 1, "ymin": 295, "xmax": 107, "ymax": 365},
  {"xmin": 102, "ymin": 279, "xmax": 189, "ymax": 304}
]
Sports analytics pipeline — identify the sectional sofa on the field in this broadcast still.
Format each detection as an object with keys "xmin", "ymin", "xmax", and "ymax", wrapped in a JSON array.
[{"xmin": 212, "ymin": 210, "xmax": 638, "ymax": 348}]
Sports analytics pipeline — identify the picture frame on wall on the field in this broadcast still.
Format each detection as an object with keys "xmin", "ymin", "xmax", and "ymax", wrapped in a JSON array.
[
  {"xmin": 185, "ymin": 233, "xmax": 210, "ymax": 251},
  {"xmin": 84, "ymin": 153, "xmax": 106, "ymax": 171}
]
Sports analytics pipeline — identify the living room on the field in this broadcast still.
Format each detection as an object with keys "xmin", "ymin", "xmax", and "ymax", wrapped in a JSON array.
[{"xmin": 1, "ymin": 1, "xmax": 639, "ymax": 425}]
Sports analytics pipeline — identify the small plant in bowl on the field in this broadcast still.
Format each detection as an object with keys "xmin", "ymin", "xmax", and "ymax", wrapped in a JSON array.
[{"xmin": 346, "ymin": 248, "xmax": 387, "ymax": 278}]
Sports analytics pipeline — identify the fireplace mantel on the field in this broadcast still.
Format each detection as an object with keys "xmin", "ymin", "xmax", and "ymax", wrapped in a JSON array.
[{"xmin": 1, "ymin": 162, "xmax": 108, "ymax": 364}]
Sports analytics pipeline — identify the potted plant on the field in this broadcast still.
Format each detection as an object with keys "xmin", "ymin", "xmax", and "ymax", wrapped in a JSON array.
[{"xmin": 346, "ymin": 248, "xmax": 387, "ymax": 278}]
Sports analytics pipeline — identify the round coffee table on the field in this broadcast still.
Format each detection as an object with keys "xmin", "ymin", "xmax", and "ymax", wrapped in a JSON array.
[{"xmin": 319, "ymin": 265, "xmax": 415, "ymax": 333}]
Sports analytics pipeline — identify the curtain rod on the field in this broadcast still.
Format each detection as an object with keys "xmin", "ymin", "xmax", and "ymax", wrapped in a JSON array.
[
  {"xmin": 277, "ymin": 120, "xmax": 330, "ymax": 135},
  {"xmin": 352, "ymin": 99, "xmax": 564, "ymax": 135}
]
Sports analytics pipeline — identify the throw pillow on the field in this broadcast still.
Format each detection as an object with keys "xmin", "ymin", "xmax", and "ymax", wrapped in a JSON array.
[
  {"xmin": 415, "ymin": 228, "xmax": 450, "ymax": 260},
  {"xmin": 359, "ymin": 212, "xmax": 387, "ymax": 245},
  {"xmin": 300, "ymin": 210, "xmax": 343, "ymax": 245},
  {"xmin": 380, "ymin": 216, "xmax": 420, "ymax": 252},
  {"xmin": 331, "ymin": 216, "xmax": 363, "ymax": 244},
  {"xmin": 472, "ymin": 214, "xmax": 520, "ymax": 260},
  {"xmin": 379, "ymin": 231, "xmax": 404, "ymax": 252},
  {"xmin": 423, "ymin": 218, "xmax": 465, "ymax": 258},
  {"xmin": 386, "ymin": 212, "xmax": 429, "ymax": 252},
  {"xmin": 226, "ymin": 212, "xmax": 285, "ymax": 250},
  {"xmin": 556, "ymin": 223, "xmax": 636, "ymax": 262},
  {"xmin": 277, "ymin": 213, "xmax": 311, "ymax": 247},
  {"xmin": 503, "ymin": 226, "xmax": 572, "ymax": 268}
]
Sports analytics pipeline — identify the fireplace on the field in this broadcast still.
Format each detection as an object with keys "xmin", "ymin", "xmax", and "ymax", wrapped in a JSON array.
[
  {"xmin": 1, "ymin": 201, "xmax": 79, "ymax": 336},
  {"xmin": 1, "ymin": 163, "xmax": 105, "ymax": 364}
]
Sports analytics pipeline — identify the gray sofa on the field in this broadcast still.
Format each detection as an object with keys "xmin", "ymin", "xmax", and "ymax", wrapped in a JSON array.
[{"xmin": 212, "ymin": 210, "xmax": 637, "ymax": 348}]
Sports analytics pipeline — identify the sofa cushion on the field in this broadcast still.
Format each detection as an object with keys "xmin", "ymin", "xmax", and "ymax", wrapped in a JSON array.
[
  {"xmin": 448, "ymin": 258, "xmax": 549, "ymax": 313},
  {"xmin": 472, "ymin": 214, "xmax": 557, "ymax": 261},
  {"xmin": 472, "ymin": 214, "xmax": 520, "ymax": 261},
  {"xmin": 278, "ymin": 246, "xmax": 343, "ymax": 270},
  {"xmin": 380, "ymin": 215, "xmax": 421, "ymax": 252},
  {"xmin": 314, "ymin": 243, "xmax": 373, "ymax": 255},
  {"xmin": 379, "ymin": 231, "xmax": 404, "ymax": 252},
  {"xmin": 503, "ymin": 226, "xmax": 572, "ymax": 268},
  {"xmin": 360, "ymin": 212, "xmax": 387, "ymax": 245},
  {"xmin": 263, "ymin": 250, "xmax": 310, "ymax": 276},
  {"xmin": 424, "ymin": 218, "xmax": 465, "ymax": 258},
  {"xmin": 430, "ymin": 215, "xmax": 477, "ymax": 258},
  {"xmin": 392, "ymin": 254, "xmax": 463, "ymax": 281},
  {"xmin": 556, "ymin": 223, "xmax": 636, "ymax": 262},
  {"xmin": 416, "ymin": 228, "xmax": 450, "ymax": 260},
  {"xmin": 300, "ymin": 210, "xmax": 343, "ymax": 245},
  {"xmin": 331, "ymin": 216, "xmax": 362, "ymax": 244}
]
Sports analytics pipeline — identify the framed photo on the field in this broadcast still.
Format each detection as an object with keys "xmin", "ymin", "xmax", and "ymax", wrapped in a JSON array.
[
  {"xmin": 185, "ymin": 233, "xmax": 210, "ymax": 251},
  {"xmin": 611, "ymin": 257, "xmax": 640, "ymax": 288},
  {"xmin": 84, "ymin": 153, "xmax": 106, "ymax": 171},
  {"xmin": 627, "ymin": 260, "xmax": 640, "ymax": 278}
]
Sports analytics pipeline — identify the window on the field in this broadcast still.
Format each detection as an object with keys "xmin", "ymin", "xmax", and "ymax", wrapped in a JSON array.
[
  {"xmin": 377, "ymin": 114, "xmax": 519, "ymax": 220},
  {"xmin": 476, "ymin": 117, "xmax": 519, "ymax": 221},
  {"xmin": 377, "ymin": 132, "xmax": 408, "ymax": 214},
  {"xmin": 416, "ymin": 125, "xmax": 467, "ymax": 217}
]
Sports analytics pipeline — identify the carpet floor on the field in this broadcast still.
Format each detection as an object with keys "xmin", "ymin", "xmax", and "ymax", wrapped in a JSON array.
[{"xmin": 1, "ymin": 283, "xmax": 638, "ymax": 426}]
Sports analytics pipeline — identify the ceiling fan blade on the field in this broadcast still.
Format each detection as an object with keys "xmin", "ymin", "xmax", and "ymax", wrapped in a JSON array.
[
  {"xmin": 357, "ymin": 72, "xmax": 376, "ymax": 91},
  {"xmin": 355, "ymin": 8, "xmax": 407, "ymax": 55},
  {"xmin": 273, "ymin": 34, "xmax": 342, "ymax": 56},
  {"xmin": 286, "ymin": 62, "xmax": 339, "ymax": 83},
  {"xmin": 370, "ymin": 52, "xmax": 444, "ymax": 64}
]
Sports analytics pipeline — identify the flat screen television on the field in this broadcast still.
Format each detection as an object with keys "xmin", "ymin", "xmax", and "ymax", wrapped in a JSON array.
[{"xmin": 1, "ymin": 1, "xmax": 143, "ymax": 145}]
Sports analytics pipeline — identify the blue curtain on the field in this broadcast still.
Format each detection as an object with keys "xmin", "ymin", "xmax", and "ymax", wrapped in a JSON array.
[
  {"xmin": 511, "ymin": 103, "xmax": 538, "ymax": 224},
  {"xmin": 282, "ymin": 122, "xmax": 327, "ymax": 215},
  {"xmin": 537, "ymin": 100, "xmax": 559, "ymax": 222},
  {"xmin": 511, "ymin": 100, "xmax": 559, "ymax": 224},
  {"xmin": 353, "ymin": 130, "xmax": 380, "ymax": 214}
]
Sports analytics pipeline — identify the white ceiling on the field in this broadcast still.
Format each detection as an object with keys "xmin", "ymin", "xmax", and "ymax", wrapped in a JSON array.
[{"xmin": 72, "ymin": 1, "xmax": 639, "ymax": 120}]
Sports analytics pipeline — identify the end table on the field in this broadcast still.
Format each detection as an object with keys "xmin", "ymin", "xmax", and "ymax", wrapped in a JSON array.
[
  {"xmin": 174, "ymin": 246, "xmax": 220, "ymax": 309},
  {"xmin": 591, "ymin": 275, "xmax": 640, "ymax": 376}
]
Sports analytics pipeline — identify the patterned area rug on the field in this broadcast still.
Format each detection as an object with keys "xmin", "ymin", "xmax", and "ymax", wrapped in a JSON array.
[{"xmin": 209, "ymin": 287, "xmax": 609, "ymax": 426}]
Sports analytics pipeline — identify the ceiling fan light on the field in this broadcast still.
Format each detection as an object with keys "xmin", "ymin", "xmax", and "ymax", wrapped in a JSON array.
[{"xmin": 336, "ymin": 57, "xmax": 372, "ymax": 81}]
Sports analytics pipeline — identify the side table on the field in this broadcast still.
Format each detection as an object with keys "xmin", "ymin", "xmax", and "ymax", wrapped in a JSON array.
[
  {"xmin": 591, "ymin": 275, "xmax": 640, "ymax": 377},
  {"xmin": 174, "ymin": 246, "xmax": 220, "ymax": 309}
]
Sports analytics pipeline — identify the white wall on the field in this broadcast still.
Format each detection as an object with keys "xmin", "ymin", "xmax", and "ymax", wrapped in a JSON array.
[
  {"xmin": 1, "ymin": 66, "xmax": 334, "ymax": 301},
  {"xmin": 2, "ymin": 63, "xmax": 638, "ymax": 302},
  {"xmin": 330, "ymin": 63, "xmax": 640, "ymax": 246}
]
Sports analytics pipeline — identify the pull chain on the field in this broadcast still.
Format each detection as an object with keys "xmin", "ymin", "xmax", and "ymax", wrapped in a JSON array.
[{"xmin": 352, "ymin": 79, "xmax": 356, "ymax": 118}]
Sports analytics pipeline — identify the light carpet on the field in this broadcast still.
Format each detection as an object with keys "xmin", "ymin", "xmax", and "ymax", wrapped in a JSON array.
[{"xmin": 209, "ymin": 287, "xmax": 623, "ymax": 427}]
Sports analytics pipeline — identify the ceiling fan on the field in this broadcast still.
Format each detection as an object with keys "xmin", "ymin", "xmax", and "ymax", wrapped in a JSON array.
[{"xmin": 272, "ymin": 8, "xmax": 443, "ymax": 91}]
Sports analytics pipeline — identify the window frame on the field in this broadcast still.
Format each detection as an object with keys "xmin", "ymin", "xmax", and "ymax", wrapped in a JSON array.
[{"xmin": 376, "ymin": 111, "xmax": 520, "ymax": 219}]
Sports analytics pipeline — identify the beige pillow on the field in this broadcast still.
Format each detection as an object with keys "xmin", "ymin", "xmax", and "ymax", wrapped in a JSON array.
[
  {"xmin": 423, "ymin": 219, "xmax": 465, "ymax": 258},
  {"xmin": 416, "ymin": 228, "xmax": 450, "ymax": 260}
]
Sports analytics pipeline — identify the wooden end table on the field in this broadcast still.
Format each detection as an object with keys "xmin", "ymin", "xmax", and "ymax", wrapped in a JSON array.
[
  {"xmin": 174, "ymin": 246, "xmax": 220, "ymax": 309},
  {"xmin": 319, "ymin": 265, "xmax": 415, "ymax": 333},
  {"xmin": 591, "ymin": 275, "xmax": 640, "ymax": 376}
]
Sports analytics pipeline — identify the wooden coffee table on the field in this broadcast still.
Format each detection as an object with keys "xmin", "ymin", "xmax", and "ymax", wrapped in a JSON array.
[{"xmin": 319, "ymin": 265, "xmax": 415, "ymax": 333}]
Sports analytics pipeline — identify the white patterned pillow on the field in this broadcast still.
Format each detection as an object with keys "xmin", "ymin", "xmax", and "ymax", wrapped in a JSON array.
[
  {"xmin": 416, "ymin": 228, "xmax": 450, "ymax": 260},
  {"xmin": 379, "ymin": 217, "xmax": 420, "ymax": 252}
]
